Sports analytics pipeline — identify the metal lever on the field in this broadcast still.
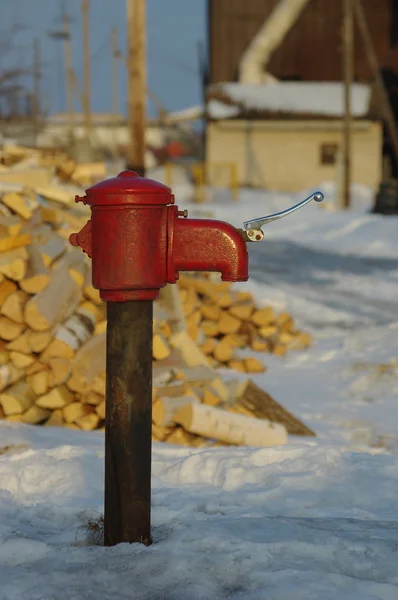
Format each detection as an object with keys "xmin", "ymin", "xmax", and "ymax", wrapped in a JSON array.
[{"xmin": 243, "ymin": 191, "xmax": 324, "ymax": 242}]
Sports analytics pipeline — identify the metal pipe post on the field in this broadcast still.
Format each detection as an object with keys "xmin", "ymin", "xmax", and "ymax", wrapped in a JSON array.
[{"xmin": 104, "ymin": 300, "xmax": 153, "ymax": 546}]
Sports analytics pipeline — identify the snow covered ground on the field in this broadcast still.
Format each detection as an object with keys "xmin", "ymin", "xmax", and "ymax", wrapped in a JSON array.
[{"xmin": 2, "ymin": 181, "xmax": 398, "ymax": 599}]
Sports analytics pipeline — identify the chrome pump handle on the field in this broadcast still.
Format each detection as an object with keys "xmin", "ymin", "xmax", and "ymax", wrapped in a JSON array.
[{"xmin": 243, "ymin": 191, "xmax": 324, "ymax": 242}]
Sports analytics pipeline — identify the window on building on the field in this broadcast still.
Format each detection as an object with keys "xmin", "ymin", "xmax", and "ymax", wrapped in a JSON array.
[{"xmin": 320, "ymin": 143, "xmax": 338, "ymax": 165}]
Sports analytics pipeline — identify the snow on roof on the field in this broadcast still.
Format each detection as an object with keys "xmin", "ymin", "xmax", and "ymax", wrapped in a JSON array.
[
  {"xmin": 208, "ymin": 81, "xmax": 372, "ymax": 119},
  {"xmin": 165, "ymin": 105, "xmax": 204, "ymax": 122},
  {"xmin": 207, "ymin": 100, "xmax": 240, "ymax": 119}
]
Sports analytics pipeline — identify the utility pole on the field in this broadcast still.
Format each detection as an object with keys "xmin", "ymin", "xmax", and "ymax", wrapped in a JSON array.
[
  {"xmin": 126, "ymin": 0, "xmax": 146, "ymax": 175},
  {"xmin": 32, "ymin": 38, "xmax": 41, "ymax": 145},
  {"xmin": 82, "ymin": 0, "xmax": 92, "ymax": 139},
  {"xmin": 63, "ymin": 12, "xmax": 75, "ymax": 138},
  {"xmin": 354, "ymin": 0, "xmax": 398, "ymax": 168},
  {"xmin": 342, "ymin": 0, "xmax": 354, "ymax": 209},
  {"xmin": 111, "ymin": 27, "xmax": 120, "ymax": 116}
]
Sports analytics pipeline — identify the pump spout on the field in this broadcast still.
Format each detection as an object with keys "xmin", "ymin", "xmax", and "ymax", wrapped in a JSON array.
[{"xmin": 171, "ymin": 218, "xmax": 249, "ymax": 282}]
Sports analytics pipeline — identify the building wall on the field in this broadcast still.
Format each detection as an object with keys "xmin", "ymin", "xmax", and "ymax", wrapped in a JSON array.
[
  {"xmin": 209, "ymin": 0, "xmax": 397, "ymax": 84},
  {"xmin": 206, "ymin": 119, "xmax": 382, "ymax": 192}
]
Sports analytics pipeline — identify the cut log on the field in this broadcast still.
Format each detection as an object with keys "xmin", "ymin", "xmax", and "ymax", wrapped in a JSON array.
[
  {"xmin": 278, "ymin": 332, "xmax": 294, "ymax": 345},
  {"xmin": 182, "ymin": 286, "xmax": 198, "ymax": 318},
  {"xmin": 91, "ymin": 374, "xmax": 105, "ymax": 396},
  {"xmin": 96, "ymin": 400, "xmax": 105, "ymax": 420},
  {"xmin": 0, "ymin": 248, "xmax": 27, "ymax": 281},
  {"xmin": 218, "ymin": 312, "xmax": 241, "ymax": 335},
  {"xmin": 7, "ymin": 330, "xmax": 31, "ymax": 354},
  {"xmin": 1, "ymin": 290, "xmax": 29, "ymax": 323},
  {"xmin": 83, "ymin": 283, "xmax": 102, "ymax": 305},
  {"xmin": 288, "ymin": 332, "xmax": 312, "ymax": 350},
  {"xmin": 28, "ymin": 369, "xmax": 49, "ymax": 396},
  {"xmin": 153, "ymin": 382, "xmax": 189, "ymax": 400},
  {"xmin": 9, "ymin": 351, "xmax": 35, "ymax": 369},
  {"xmin": 76, "ymin": 412, "xmax": 100, "ymax": 431},
  {"xmin": 68, "ymin": 259, "xmax": 87, "ymax": 288},
  {"xmin": 153, "ymin": 334, "xmax": 171, "ymax": 361},
  {"xmin": 0, "ymin": 364, "xmax": 24, "ymax": 392},
  {"xmin": 199, "ymin": 338, "xmax": 216, "ymax": 355},
  {"xmin": 214, "ymin": 292, "xmax": 234, "ymax": 309},
  {"xmin": 1, "ymin": 191, "xmax": 38, "ymax": 219},
  {"xmin": 194, "ymin": 386, "xmax": 223, "ymax": 407},
  {"xmin": 200, "ymin": 304, "xmax": 221, "ymax": 321},
  {"xmin": 63, "ymin": 401, "xmax": 91, "ymax": 424},
  {"xmin": 38, "ymin": 235, "xmax": 66, "ymax": 267},
  {"xmin": 0, "ymin": 317, "xmax": 25, "ymax": 340},
  {"xmin": 0, "ymin": 280, "xmax": 17, "ymax": 304},
  {"xmin": 67, "ymin": 333, "xmax": 106, "ymax": 394},
  {"xmin": 0, "ymin": 381, "xmax": 36, "ymax": 416},
  {"xmin": 35, "ymin": 185, "xmax": 73, "ymax": 206},
  {"xmin": 27, "ymin": 329, "xmax": 53, "ymax": 353},
  {"xmin": 81, "ymin": 391, "xmax": 103, "ymax": 406},
  {"xmin": 272, "ymin": 344, "xmax": 288, "ymax": 357},
  {"xmin": 36, "ymin": 385, "xmax": 74, "ymax": 409},
  {"xmin": 258, "ymin": 325, "xmax": 278, "ymax": 340},
  {"xmin": 71, "ymin": 162, "xmax": 107, "ymax": 185},
  {"xmin": 174, "ymin": 402, "xmax": 288, "ymax": 447},
  {"xmin": 169, "ymin": 331, "xmax": 209, "ymax": 367},
  {"xmin": 0, "ymin": 168, "xmax": 51, "ymax": 188},
  {"xmin": 251, "ymin": 338, "xmax": 269, "ymax": 352},
  {"xmin": 200, "ymin": 320, "xmax": 220, "ymax": 337},
  {"xmin": 0, "ymin": 341, "xmax": 9, "ymax": 365},
  {"xmin": 26, "ymin": 361, "xmax": 47, "ymax": 376},
  {"xmin": 244, "ymin": 357, "xmax": 266, "ymax": 373},
  {"xmin": 47, "ymin": 357, "xmax": 71, "ymax": 387},
  {"xmin": 0, "ymin": 230, "xmax": 31, "ymax": 253},
  {"xmin": 19, "ymin": 243, "xmax": 50, "ymax": 294},
  {"xmin": 24, "ymin": 253, "xmax": 82, "ymax": 331},
  {"xmin": 228, "ymin": 359, "xmax": 246, "ymax": 373},
  {"xmin": 232, "ymin": 379, "xmax": 316, "ymax": 436},
  {"xmin": 43, "ymin": 409, "xmax": 64, "ymax": 427},
  {"xmin": 21, "ymin": 405, "xmax": 50, "ymax": 425},
  {"xmin": 187, "ymin": 322, "xmax": 200, "ymax": 342},
  {"xmin": 152, "ymin": 394, "xmax": 199, "ymax": 427},
  {"xmin": 276, "ymin": 312, "xmax": 294, "ymax": 332},
  {"xmin": 0, "ymin": 215, "xmax": 22, "ymax": 237},
  {"xmin": 229, "ymin": 304, "xmax": 254, "ymax": 321},
  {"xmin": 207, "ymin": 377, "xmax": 229, "ymax": 402},
  {"xmin": 166, "ymin": 427, "xmax": 203, "ymax": 447},
  {"xmin": 151, "ymin": 423, "xmax": 175, "ymax": 441},
  {"xmin": 95, "ymin": 320, "xmax": 106, "ymax": 335},
  {"xmin": 186, "ymin": 310, "xmax": 201, "ymax": 328},
  {"xmin": 213, "ymin": 341, "xmax": 233, "ymax": 364},
  {"xmin": 251, "ymin": 307, "xmax": 276, "ymax": 328},
  {"xmin": 40, "ymin": 302, "xmax": 97, "ymax": 361},
  {"xmin": 222, "ymin": 333, "xmax": 248, "ymax": 348}
]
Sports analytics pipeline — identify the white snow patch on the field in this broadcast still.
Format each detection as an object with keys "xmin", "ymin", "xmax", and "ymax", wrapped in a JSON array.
[
  {"xmin": 210, "ymin": 82, "xmax": 372, "ymax": 118},
  {"xmin": 3, "ymin": 181, "xmax": 398, "ymax": 598}
]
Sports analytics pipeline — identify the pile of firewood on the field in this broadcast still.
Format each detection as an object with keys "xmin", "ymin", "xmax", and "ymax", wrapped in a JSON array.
[{"xmin": 0, "ymin": 144, "xmax": 316, "ymax": 446}]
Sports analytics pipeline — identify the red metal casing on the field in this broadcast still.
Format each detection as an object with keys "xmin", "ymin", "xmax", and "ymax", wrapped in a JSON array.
[{"xmin": 70, "ymin": 171, "xmax": 248, "ymax": 301}]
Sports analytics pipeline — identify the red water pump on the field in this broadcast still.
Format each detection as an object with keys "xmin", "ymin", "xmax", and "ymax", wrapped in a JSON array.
[{"xmin": 70, "ymin": 170, "xmax": 323, "ymax": 547}]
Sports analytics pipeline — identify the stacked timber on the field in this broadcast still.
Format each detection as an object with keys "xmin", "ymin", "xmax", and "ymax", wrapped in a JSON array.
[{"xmin": 0, "ymin": 144, "xmax": 316, "ymax": 447}]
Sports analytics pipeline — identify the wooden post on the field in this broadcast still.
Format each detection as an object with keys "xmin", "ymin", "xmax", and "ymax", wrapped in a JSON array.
[
  {"xmin": 111, "ymin": 27, "xmax": 120, "ymax": 116},
  {"xmin": 104, "ymin": 301, "xmax": 153, "ymax": 546},
  {"xmin": 32, "ymin": 39, "xmax": 41, "ymax": 145},
  {"xmin": 342, "ymin": 0, "xmax": 354, "ymax": 210},
  {"xmin": 197, "ymin": 39, "xmax": 208, "ymax": 197},
  {"xmin": 126, "ymin": 0, "xmax": 146, "ymax": 176},
  {"xmin": 82, "ymin": 0, "xmax": 92, "ymax": 139},
  {"xmin": 63, "ymin": 12, "xmax": 75, "ymax": 139},
  {"xmin": 354, "ymin": 0, "xmax": 398, "ymax": 169}
]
